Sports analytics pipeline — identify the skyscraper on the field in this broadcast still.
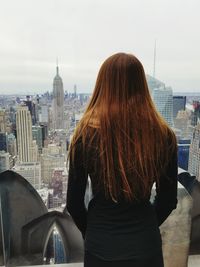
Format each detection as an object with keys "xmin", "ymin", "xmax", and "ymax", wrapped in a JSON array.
[
  {"xmin": 16, "ymin": 105, "xmax": 38, "ymax": 162},
  {"xmin": 52, "ymin": 65, "xmax": 64, "ymax": 130},
  {"xmin": 39, "ymin": 105, "xmax": 49, "ymax": 123},
  {"xmin": 73, "ymin": 84, "xmax": 77, "ymax": 98},
  {"xmin": 191, "ymin": 101, "xmax": 200, "ymax": 126},
  {"xmin": 188, "ymin": 123, "xmax": 200, "ymax": 181},
  {"xmin": 32, "ymin": 125, "xmax": 43, "ymax": 152},
  {"xmin": 152, "ymin": 87, "xmax": 173, "ymax": 127},
  {"xmin": 146, "ymin": 75, "xmax": 165, "ymax": 94},
  {"xmin": 173, "ymin": 96, "xmax": 186, "ymax": 119},
  {"xmin": 16, "ymin": 106, "xmax": 33, "ymax": 162},
  {"xmin": 0, "ymin": 109, "xmax": 6, "ymax": 133},
  {"xmin": 24, "ymin": 95, "xmax": 37, "ymax": 125}
]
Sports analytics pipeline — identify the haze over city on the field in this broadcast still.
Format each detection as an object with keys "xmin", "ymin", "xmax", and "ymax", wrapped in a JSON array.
[{"xmin": 0, "ymin": 0, "xmax": 200, "ymax": 94}]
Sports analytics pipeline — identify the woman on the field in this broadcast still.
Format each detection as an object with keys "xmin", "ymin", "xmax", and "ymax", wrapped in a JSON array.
[{"xmin": 66, "ymin": 53, "xmax": 177, "ymax": 267}]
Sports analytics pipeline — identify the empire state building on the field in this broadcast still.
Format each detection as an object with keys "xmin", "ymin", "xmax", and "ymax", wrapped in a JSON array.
[{"xmin": 52, "ymin": 65, "xmax": 64, "ymax": 129}]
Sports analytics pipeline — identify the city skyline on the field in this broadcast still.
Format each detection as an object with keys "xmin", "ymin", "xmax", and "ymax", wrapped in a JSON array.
[{"xmin": 0, "ymin": 0, "xmax": 200, "ymax": 94}]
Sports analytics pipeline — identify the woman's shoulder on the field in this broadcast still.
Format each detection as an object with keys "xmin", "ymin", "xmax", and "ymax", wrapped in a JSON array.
[{"xmin": 73, "ymin": 127, "xmax": 99, "ymax": 150}]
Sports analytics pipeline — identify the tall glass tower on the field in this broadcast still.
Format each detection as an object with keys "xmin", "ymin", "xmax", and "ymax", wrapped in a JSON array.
[
  {"xmin": 152, "ymin": 87, "xmax": 173, "ymax": 127},
  {"xmin": 52, "ymin": 65, "xmax": 64, "ymax": 130}
]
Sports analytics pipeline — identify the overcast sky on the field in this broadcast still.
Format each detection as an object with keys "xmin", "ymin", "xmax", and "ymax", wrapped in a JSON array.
[{"xmin": 0, "ymin": 0, "xmax": 200, "ymax": 94}]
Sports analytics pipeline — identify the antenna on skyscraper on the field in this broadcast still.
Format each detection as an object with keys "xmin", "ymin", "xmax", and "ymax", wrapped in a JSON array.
[
  {"xmin": 56, "ymin": 57, "xmax": 59, "ymax": 75},
  {"xmin": 153, "ymin": 39, "xmax": 156, "ymax": 78}
]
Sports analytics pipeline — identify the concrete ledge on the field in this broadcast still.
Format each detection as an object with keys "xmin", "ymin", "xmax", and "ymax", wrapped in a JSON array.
[{"xmin": 19, "ymin": 255, "xmax": 200, "ymax": 267}]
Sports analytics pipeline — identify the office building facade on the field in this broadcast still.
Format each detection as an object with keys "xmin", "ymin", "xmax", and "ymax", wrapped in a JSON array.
[
  {"xmin": 152, "ymin": 87, "xmax": 173, "ymax": 127},
  {"xmin": 173, "ymin": 96, "xmax": 186, "ymax": 119},
  {"xmin": 188, "ymin": 123, "xmax": 200, "ymax": 181},
  {"xmin": 16, "ymin": 106, "xmax": 38, "ymax": 163},
  {"xmin": 0, "ymin": 109, "xmax": 6, "ymax": 133},
  {"xmin": 13, "ymin": 162, "xmax": 41, "ymax": 190}
]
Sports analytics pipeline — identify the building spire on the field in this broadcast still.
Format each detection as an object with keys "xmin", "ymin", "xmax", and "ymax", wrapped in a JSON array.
[{"xmin": 56, "ymin": 58, "xmax": 59, "ymax": 76}]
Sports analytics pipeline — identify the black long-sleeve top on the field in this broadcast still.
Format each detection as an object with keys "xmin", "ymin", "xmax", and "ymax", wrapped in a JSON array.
[{"xmin": 66, "ymin": 132, "xmax": 178, "ymax": 260}]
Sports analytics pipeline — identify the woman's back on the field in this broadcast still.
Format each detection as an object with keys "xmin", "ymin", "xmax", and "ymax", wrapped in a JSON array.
[
  {"xmin": 67, "ymin": 127, "xmax": 177, "ymax": 260},
  {"xmin": 66, "ymin": 53, "xmax": 178, "ymax": 267}
]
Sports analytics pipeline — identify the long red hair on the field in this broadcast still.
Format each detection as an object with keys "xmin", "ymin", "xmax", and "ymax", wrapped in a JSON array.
[{"xmin": 69, "ymin": 53, "xmax": 177, "ymax": 201}]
